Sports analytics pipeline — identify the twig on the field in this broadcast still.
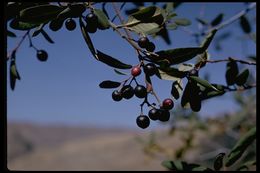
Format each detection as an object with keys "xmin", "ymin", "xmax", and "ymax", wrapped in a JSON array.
[
  {"xmin": 206, "ymin": 57, "xmax": 256, "ymax": 65},
  {"xmin": 203, "ymin": 2, "xmax": 256, "ymax": 34},
  {"xmin": 6, "ymin": 30, "xmax": 30, "ymax": 60}
]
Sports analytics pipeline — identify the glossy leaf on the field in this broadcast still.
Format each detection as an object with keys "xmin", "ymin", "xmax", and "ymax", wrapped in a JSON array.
[
  {"xmin": 214, "ymin": 153, "xmax": 225, "ymax": 171},
  {"xmin": 210, "ymin": 13, "xmax": 223, "ymax": 26},
  {"xmin": 10, "ymin": 18, "xmax": 39, "ymax": 30},
  {"xmin": 114, "ymin": 69, "xmax": 127, "ymax": 75},
  {"xmin": 20, "ymin": 4, "xmax": 64, "ymax": 24},
  {"xmin": 225, "ymin": 59, "xmax": 239, "ymax": 85},
  {"xmin": 235, "ymin": 69, "xmax": 249, "ymax": 86},
  {"xmin": 97, "ymin": 50, "xmax": 132, "ymax": 69},
  {"xmin": 79, "ymin": 18, "xmax": 98, "ymax": 60},
  {"xmin": 40, "ymin": 29, "xmax": 54, "ymax": 44},
  {"xmin": 171, "ymin": 79, "xmax": 183, "ymax": 100},
  {"xmin": 189, "ymin": 76, "xmax": 219, "ymax": 91},
  {"xmin": 240, "ymin": 15, "xmax": 251, "ymax": 33},
  {"xmin": 130, "ymin": 22, "xmax": 160, "ymax": 35},
  {"xmin": 7, "ymin": 30, "xmax": 16, "ymax": 37},
  {"xmin": 93, "ymin": 9, "xmax": 110, "ymax": 30},
  {"xmin": 99, "ymin": 80, "xmax": 121, "ymax": 89},
  {"xmin": 225, "ymin": 126, "xmax": 256, "ymax": 167},
  {"xmin": 174, "ymin": 18, "xmax": 191, "ymax": 26},
  {"xmin": 57, "ymin": 4, "xmax": 85, "ymax": 19}
]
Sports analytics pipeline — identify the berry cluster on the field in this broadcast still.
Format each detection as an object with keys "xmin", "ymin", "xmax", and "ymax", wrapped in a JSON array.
[
  {"xmin": 137, "ymin": 36, "xmax": 156, "ymax": 52},
  {"xmin": 110, "ymin": 62, "xmax": 174, "ymax": 129}
]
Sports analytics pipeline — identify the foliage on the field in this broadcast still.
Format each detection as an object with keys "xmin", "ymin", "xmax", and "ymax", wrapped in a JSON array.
[{"xmin": 6, "ymin": 2, "xmax": 256, "ymax": 171}]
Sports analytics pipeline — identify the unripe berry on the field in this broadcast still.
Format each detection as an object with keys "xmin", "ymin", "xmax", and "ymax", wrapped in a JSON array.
[
  {"xmin": 131, "ymin": 66, "xmax": 142, "ymax": 77},
  {"xmin": 136, "ymin": 115, "xmax": 150, "ymax": 129},
  {"xmin": 162, "ymin": 98, "xmax": 174, "ymax": 110}
]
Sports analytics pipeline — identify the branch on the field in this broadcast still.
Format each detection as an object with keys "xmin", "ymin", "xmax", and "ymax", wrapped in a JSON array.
[
  {"xmin": 6, "ymin": 30, "xmax": 30, "ymax": 60},
  {"xmin": 206, "ymin": 57, "xmax": 256, "ymax": 65},
  {"xmin": 226, "ymin": 84, "xmax": 256, "ymax": 92},
  {"xmin": 204, "ymin": 2, "xmax": 256, "ymax": 34}
]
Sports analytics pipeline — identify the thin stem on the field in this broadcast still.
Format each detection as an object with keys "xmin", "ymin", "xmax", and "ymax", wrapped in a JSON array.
[
  {"xmin": 6, "ymin": 30, "xmax": 30, "ymax": 60},
  {"xmin": 203, "ymin": 2, "xmax": 256, "ymax": 34},
  {"xmin": 206, "ymin": 58, "xmax": 256, "ymax": 65},
  {"xmin": 27, "ymin": 32, "xmax": 38, "ymax": 51}
]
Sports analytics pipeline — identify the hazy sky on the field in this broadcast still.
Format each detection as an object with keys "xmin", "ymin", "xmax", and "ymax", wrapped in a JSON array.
[{"xmin": 7, "ymin": 2, "xmax": 256, "ymax": 129}]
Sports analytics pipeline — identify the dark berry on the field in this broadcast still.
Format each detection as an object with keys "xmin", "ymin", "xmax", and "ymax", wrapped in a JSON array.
[
  {"xmin": 146, "ymin": 41, "xmax": 156, "ymax": 52},
  {"xmin": 86, "ymin": 23, "xmax": 97, "ymax": 33},
  {"xmin": 37, "ymin": 50, "xmax": 48, "ymax": 62},
  {"xmin": 112, "ymin": 90, "xmax": 122, "ymax": 101},
  {"xmin": 162, "ymin": 98, "xmax": 174, "ymax": 110},
  {"xmin": 138, "ymin": 37, "xmax": 150, "ymax": 48},
  {"xmin": 144, "ymin": 63, "xmax": 157, "ymax": 76},
  {"xmin": 134, "ymin": 85, "xmax": 147, "ymax": 98},
  {"xmin": 86, "ymin": 13, "xmax": 98, "ymax": 26},
  {"xmin": 49, "ymin": 18, "xmax": 63, "ymax": 31},
  {"xmin": 121, "ymin": 85, "xmax": 134, "ymax": 99},
  {"xmin": 189, "ymin": 69, "xmax": 199, "ymax": 77},
  {"xmin": 65, "ymin": 18, "xmax": 76, "ymax": 31},
  {"xmin": 158, "ymin": 109, "xmax": 170, "ymax": 122},
  {"xmin": 131, "ymin": 66, "xmax": 142, "ymax": 77},
  {"xmin": 148, "ymin": 108, "xmax": 160, "ymax": 121},
  {"xmin": 136, "ymin": 115, "xmax": 150, "ymax": 129}
]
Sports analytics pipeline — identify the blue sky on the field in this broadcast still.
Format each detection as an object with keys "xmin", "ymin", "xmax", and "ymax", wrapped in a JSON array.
[{"xmin": 7, "ymin": 2, "xmax": 256, "ymax": 129}]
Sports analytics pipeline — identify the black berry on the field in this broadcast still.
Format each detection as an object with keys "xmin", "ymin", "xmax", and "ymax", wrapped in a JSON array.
[
  {"xmin": 86, "ymin": 24, "xmax": 97, "ymax": 33},
  {"xmin": 138, "ymin": 37, "xmax": 150, "ymax": 48},
  {"xmin": 134, "ymin": 85, "xmax": 147, "ymax": 98},
  {"xmin": 136, "ymin": 115, "xmax": 150, "ymax": 129},
  {"xmin": 162, "ymin": 98, "xmax": 174, "ymax": 110},
  {"xmin": 65, "ymin": 18, "xmax": 76, "ymax": 31},
  {"xmin": 146, "ymin": 41, "xmax": 156, "ymax": 52},
  {"xmin": 112, "ymin": 90, "xmax": 122, "ymax": 101},
  {"xmin": 144, "ymin": 63, "xmax": 157, "ymax": 76},
  {"xmin": 148, "ymin": 108, "xmax": 160, "ymax": 121},
  {"xmin": 37, "ymin": 50, "xmax": 48, "ymax": 62},
  {"xmin": 121, "ymin": 85, "xmax": 134, "ymax": 99},
  {"xmin": 86, "ymin": 13, "xmax": 98, "ymax": 26},
  {"xmin": 158, "ymin": 109, "xmax": 170, "ymax": 122},
  {"xmin": 49, "ymin": 18, "xmax": 63, "ymax": 31}
]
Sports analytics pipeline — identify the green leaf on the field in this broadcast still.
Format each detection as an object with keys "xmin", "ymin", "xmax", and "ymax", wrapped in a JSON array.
[
  {"xmin": 57, "ymin": 4, "xmax": 86, "ymax": 19},
  {"xmin": 235, "ymin": 69, "xmax": 249, "ymax": 86},
  {"xmin": 40, "ymin": 29, "xmax": 54, "ymax": 44},
  {"xmin": 156, "ymin": 66, "xmax": 188, "ymax": 80},
  {"xmin": 214, "ymin": 153, "xmax": 225, "ymax": 171},
  {"xmin": 162, "ymin": 160, "xmax": 213, "ymax": 171},
  {"xmin": 79, "ymin": 18, "xmax": 98, "ymax": 60},
  {"xmin": 166, "ymin": 12, "xmax": 177, "ymax": 21},
  {"xmin": 189, "ymin": 76, "xmax": 219, "ymax": 91},
  {"xmin": 225, "ymin": 59, "xmax": 239, "ymax": 85},
  {"xmin": 129, "ymin": 22, "xmax": 160, "ymax": 35},
  {"xmin": 99, "ymin": 80, "xmax": 121, "ymax": 89},
  {"xmin": 114, "ymin": 69, "xmax": 127, "ymax": 75},
  {"xmin": 225, "ymin": 126, "xmax": 256, "ymax": 167},
  {"xmin": 97, "ymin": 50, "xmax": 132, "ymax": 69},
  {"xmin": 174, "ymin": 18, "xmax": 191, "ymax": 26},
  {"xmin": 240, "ymin": 15, "xmax": 251, "ymax": 33},
  {"xmin": 165, "ymin": 3, "xmax": 174, "ymax": 13},
  {"xmin": 131, "ymin": 6, "xmax": 157, "ymax": 20},
  {"xmin": 171, "ymin": 79, "xmax": 183, "ymax": 100},
  {"xmin": 195, "ymin": 51, "xmax": 210, "ymax": 69},
  {"xmin": 200, "ymin": 29, "xmax": 218, "ymax": 50},
  {"xmin": 9, "ymin": 52, "xmax": 21, "ymax": 91},
  {"xmin": 7, "ymin": 30, "xmax": 16, "ymax": 37},
  {"xmin": 20, "ymin": 4, "xmax": 64, "ymax": 24},
  {"xmin": 93, "ymin": 9, "xmax": 110, "ymax": 30},
  {"xmin": 237, "ymin": 160, "xmax": 256, "ymax": 171},
  {"xmin": 210, "ymin": 13, "xmax": 224, "ymax": 26},
  {"xmin": 155, "ymin": 47, "xmax": 203, "ymax": 65},
  {"xmin": 181, "ymin": 82, "xmax": 192, "ymax": 108},
  {"xmin": 178, "ymin": 63, "xmax": 194, "ymax": 72},
  {"xmin": 189, "ymin": 83, "xmax": 201, "ymax": 112},
  {"xmin": 10, "ymin": 18, "xmax": 39, "ymax": 30},
  {"xmin": 166, "ymin": 23, "xmax": 178, "ymax": 30},
  {"xmin": 196, "ymin": 18, "xmax": 208, "ymax": 25}
]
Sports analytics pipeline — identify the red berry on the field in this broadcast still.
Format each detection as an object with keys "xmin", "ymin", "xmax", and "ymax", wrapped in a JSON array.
[
  {"xmin": 162, "ymin": 98, "xmax": 174, "ymax": 110},
  {"xmin": 131, "ymin": 66, "xmax": 141, "ymax": 77}
]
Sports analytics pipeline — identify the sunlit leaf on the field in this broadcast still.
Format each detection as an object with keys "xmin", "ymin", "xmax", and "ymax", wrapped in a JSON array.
[
  {"xmin": 97, "ymin": 50, "xmax": 132, "ymax": 69},
  {"xmin": 93, "ymin": 9, "xmax": 110, "ymax": 30}
]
